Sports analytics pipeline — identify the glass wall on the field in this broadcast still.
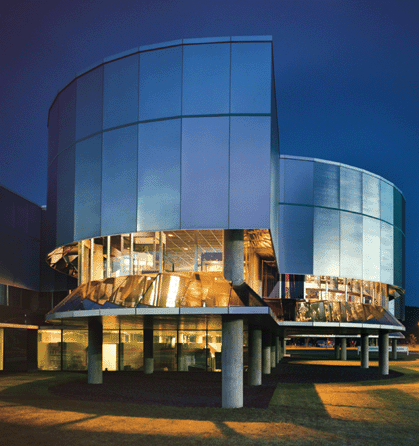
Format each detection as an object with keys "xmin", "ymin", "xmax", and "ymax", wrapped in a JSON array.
[
  {"xmin": 38, "ymin": 329, "xmax": 61, "ymax": 370},
  {"xmin": 63, "ymin": 329, "xmax": 88, "ymax": 371}
]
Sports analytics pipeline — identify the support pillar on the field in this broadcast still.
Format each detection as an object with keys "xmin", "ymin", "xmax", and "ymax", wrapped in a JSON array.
[
  {"xmin": 340, "ymin": 338, "xmax": 347, "ymax": 361},
  {"xmin": 391, "ymin": 338, "xmax": 397, "ymax": 360},
  {"xmin": 144, "ymin": 328, "xmax": 154, "ymax": 374},
  {"xmin": 360, "ymin": 333, "xmax": 369, "ymax": 369},
  {"xmin": 379, "ymin": 331, "xmax": 389, "ymax": 375},
  {"xmin": 223, "ymin": 230, "xmax": 244, "ymax": 285},
  {"xmin": 88, "ymin": 318, "xmax": 103, "ymax": 384},
  {"xmin": 276, "ymin": 336, "xmax": 282, "ymax": 363},
  {"xmin": 282, "ymin": 338, "xmax": 286, "ymax": 357},
  {"xmin": 248, "ymin": 328, "xmax": 262, "ymax": 386},
  {"xmin": 262, "ymin": 331, "xmax": 271, "ymax": 375},
  {"xmin": 270, "ymin": 339, "xmax": 276, "ymax": 369},
  {"xmin": 334, "ymin": 339, "xmax": 341, "ymax": 360},
  {"xmin": 222, "ymin": 317, "xmax": 243, "ymax": 408}
]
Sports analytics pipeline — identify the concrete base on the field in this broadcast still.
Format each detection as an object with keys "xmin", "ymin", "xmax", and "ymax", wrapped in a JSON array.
[
  {"xmin": 88, "ymin": 318, "xmax": 103, "ymax": 384},
  {"xmin": 144, "ymin": 358, "xmax": 154, "ymax": 374},
  {"xmin": 248, "ymin": 329, "xmax": 262, "ymax": 386},
  {"xmin": 360, "ymin": 334, "xmax": 369, "ymax": 369}
]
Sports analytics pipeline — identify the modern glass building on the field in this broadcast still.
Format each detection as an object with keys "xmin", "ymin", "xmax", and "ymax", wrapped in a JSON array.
[{"xmin": 0, "ymin": 36, "xmax": 405, "ymax": 408}]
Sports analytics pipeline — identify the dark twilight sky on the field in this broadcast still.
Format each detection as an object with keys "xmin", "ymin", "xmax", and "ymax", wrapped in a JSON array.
[{"xmin": 1, "ymin": 0, "xmax": 418, "ymax": 304}]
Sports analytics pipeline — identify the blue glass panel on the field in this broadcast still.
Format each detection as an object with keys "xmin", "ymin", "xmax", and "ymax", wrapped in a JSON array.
[
  {"xmin": 182, "ymin": 43, "xmax": 230, "ymax": 115},
  {"xmin": 46, "ymin": 159, "xmax": 58, "ymax": 250},
  {"xmin": 76, "ymin": 66, "xmax": 104, "ymax": 140},
  {"xmin": 103, "ymin": 54, "xmax": 139, "ymax": 129},
  {"xmin": 362, "ymin": 174, "xmax": 380, "ymax": 218},
  {"xmin": 48, "ymin": 99, "xmax": 59, "ymax": 165},
  {"xmin": 102, "ymin": 126, "xmax": 138, "ymax": 235},
  {"xmin": 380, "ymin": 221, "xmax": 393, "ymax": 284},
  {"xmin": 58, "ymin": 81, "xmax": 77, "ymax": 154},
  {"xmin": 231, "ymin": 42, "xmax": 271, "ymax": 114},
  {"xmin": 138, "ymin": 119, "xmax": 181, "ymax": 231},
  {"xmin": 313, "ymin": 208, "xmax": 339, "ymax": 276},
  {"xmin": 139, "ymin": 46, "xmax": 182, "ymax": 121},
  {"xmin": 314, "ymin": 162, "xmax": 339, "ymax": 208},
  {"xmin": 279, "ymin": 205, "xmax": 313, "ymax": 274},
  {"xmin": 393, "ymin": 189, "xmax": 403, "ymax": 231},
  {"xmin": 74, "ymin": 135, "xmax": 102, "ymax": 240},
  {"xmin": 181, "ymin": 117, "xmax": 229, "ymax": 228},
  {"xmin": 380, "ymin": 181, "xmax": 393, "ymax": 224},
  {"xmin": 363, "ymin": 216, "xmax": 380, "ymax": 281},
  {"xmin": 340, "ymin": 167, "xmax": 362, "ymax": 213},
  {"xmin": 393, "ymin": 227, "xmax": 403, "ymax": 288},
  {"xmin": 230, "ymin": 116, "xmax": 271, "ymax": 228},
  {"xmin": 56, "ymin": 147, "xmax": 75, "ymax": 246},
  {"xmin": 284, "ymin": 159, "xmax": 314, "ymax": 205},
  {"xmin": 340, "ymin": 212, "xmax": 363, "ymax": 279}
]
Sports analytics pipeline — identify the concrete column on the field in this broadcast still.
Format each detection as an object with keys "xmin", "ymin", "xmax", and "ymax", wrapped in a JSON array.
[
  {"xmin": 334, "ymin": 339, "xmax": 341, "ymax": 360},
  {"xmin": 391, "ymin": 338, "xmax": 397, "ymax": 360},
  {"xmin": 262, "ymin": 331, "xmax": 271, "ymax": 375},
  {"xmin": 248, "ymin": 328, "xmax": 262, "ymax": 386},
  {"xmin": 340, "ymin": 338, "xmax": 347, "ymax": 361},
  {"xmin": 379, "ymin": 331, "xmax": 389, "ymax": 375},
  {"xmin": 222, "ymin": 317, "xmax": 243, "ymax": 408},
  {"xmin": 119, "ymin": 340, "xmax": 124, "ymax": 371},
  {"xmin": 282, "ymin": 338, "xmax": 286, "ymax": 357},
  {"xmin": 276, "ymin": 336, "xmax": 282, "ymax": 363},
  {"xmin": 223, "ymin": 230, "xmax": 244, "ymax": 285},
  {"xmin": 144, "ymin": 328, "xmax": 154, "ymax": 374},
  {"xmin": 88, "ymin": 318, "xmax": 103, "ymax": 384},
  {"xmin": 360, "ymin": 333, "xmax": 369, "ymax": 369}
]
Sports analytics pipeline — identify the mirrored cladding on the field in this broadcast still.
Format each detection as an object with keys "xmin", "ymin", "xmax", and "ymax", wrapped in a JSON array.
[
  {"xmin": 48, "ymin": 99, "xmax": 59, "ymax": 165},
  {"xmin": 74, "ymin": 135, "xmax": 102, "ymax": 240},
  {"xmin": 393, "ymin": 188, "xmax": 403, "ymax": 231},
  {"xmin": 76, "ymin": 65, "xmax": 104, "ymax": 140},
  {"xmin": 380, "ymin": 180, "xmax": 394, "ymax": 224},
  {"xmin": 137, "ymin": 119, "xmax": 181, "ymax": 231},
  {"xmin": 340, "ymin": 212, "xmax": 363, "ymax": 279},
  {"xmin": 362, "ymin": 173, "xmax": 380, "ymax": 218},
  {"xmin": 182, "ymin": 43, "xmax": 230, "ymax": 115},
  {"xmin": 284, "ymin": 159, "xmax": 314, "ymax": 205},
  {"xmin": 103, "ymin": 54, "xmax": 139, "ymax": 130},
  {"xmin": 380, "ymin": 221, "xmax": 393, "ymax": 284},
  {"xmin": 393, "ymin": 227, "xmax": 403, "ymax": 288},
  {"xmin": 58, "ymin": 81, "xmax": 76, "ymax": 154},
  {"xmin": 313, "ymin": 208, "xmax": 339, "ymax": 277},
  {"xmin": 340, "ymin": 167, "xmax": 362, "ymax": 213},
  {"xmin": 181, "ymin": 117, "xmax": 229, "ymax": 229},
  {"xmin": 231, "ymin": 42, "xmax": 272, "ymax": 114},
  {"xmin": 102, "ymin": 126, "xmax": 138, "ymax": 235},
  {"xmin": 139, "ymin": 46, "xmax": 182, "ymax": 121},
  {"xmin": 363, "ymin": 216, "xmax": 380, "ymax": 281},
  {"xmin": 229, "ymin": 116, "xmax": 271, "ymax": 228},
  {"xmin": 314, "ymin": 162, "xmax": 339, "ymax": 208}
]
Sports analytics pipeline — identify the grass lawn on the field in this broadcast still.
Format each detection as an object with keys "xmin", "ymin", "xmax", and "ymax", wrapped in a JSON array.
[{"xmin": 0, "ymin": 350, "xmax": 418, "ymax": 446}]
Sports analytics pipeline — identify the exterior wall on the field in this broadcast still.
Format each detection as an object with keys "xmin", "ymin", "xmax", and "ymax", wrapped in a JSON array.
[
  {"xmin": 278, "ymin": 156, "xmax": 405, "ymax": 290},
  {"xmin": 47, "ymin": 37, "xmax": 278, "ymax": 251}
]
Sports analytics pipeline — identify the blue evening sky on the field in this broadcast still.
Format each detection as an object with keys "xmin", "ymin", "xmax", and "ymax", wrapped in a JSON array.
[{"xmin": 1, "ymin": 0, "xmax": 418, "ymax": 304}]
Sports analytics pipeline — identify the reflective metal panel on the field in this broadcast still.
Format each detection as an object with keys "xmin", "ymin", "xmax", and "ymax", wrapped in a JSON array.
[
  {"xmin": 74, "ymin": 135, "xmax": 102, "ymax": 240},
  {"xmin": 103, "ymin": 54, "xmax": 139, "ymax": 129},
  {"xmin": 340, "ymin": 212, "xmax": 363, "ymax": 279},
  {"xmin": 284, "ymin": 159, "xmax": 314, "ymax": 205},
  {"xmin": 393, "ymin": 189, "xmax": 403, "ymax": 231},
  {"xmin": 340, "ymin": 167, "xmax": 362, "ymax": 213},
  {"xmin": 393, "ymin": 227, "xmax": 403, "ymax": 288},
  {"xmin": 137, "ymin": 119, "xmax": 181, "ymax": 231},
  {"xmin": 182, "ymin": 43, "xmax": 230, "ymax": 115},
  {"xmin": 76, "ymin": 66, "xmax": 104, "ymax": 140},
  {"xmin": 139, "ymin": 46, "xmax": 182, "ymax": 121},
  {"xmin": 181, "ymin": 117, "xmax": 229, "ymax": 229},
  {"xmin": 314, "ymin": 162, "xmax": 339, "ymax": 208},
  {"xmin": 362, "ymin": 174, "xmax": 380, "ymax": 218},
  {"xmin": 102, "ymin": 126, "xmax": 137, "ymax": 235},
  {"xmin": 229, "ymin": 116, "xmax": 271, "ymax": 228},
  {"xmin": 58, "ymin": 82, "xmax": 77, "ymax": 154},
  {"xmin": 363, "ymin": 216, "xmax": 380, "ymax": 282},
  {"xmin": 380, "ymin": 221, "xmax": 393, "ymax": 284},
  {"xmin": 380, "ymin": 180, "xmax": 394, "ymax": 224},
  {"xmin": 231, "ymin": 42, "xmax": 271, "ymax": 114},
  {"xmin": 313, "ymin": 208, "xmax": 339, "ymax": 276}
]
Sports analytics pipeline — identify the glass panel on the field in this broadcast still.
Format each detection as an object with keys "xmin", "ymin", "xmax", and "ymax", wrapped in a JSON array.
[
  {"xmin": 48, "ymin": 99, "xmax": 59, "ymax": 165},
  {"xmin": 363, "ymin": 216, "xmax": 380, "ymax": 281},
  {"xmin": 138, "ymin": 119, "xmax": 181, "ymax": 231},
  {"xmin": 313, "ymin": 208, "xmax": 339, "ymax": 276},
  {"xmin": 231, "ymin": 42, "xmax": 271, "ymax": 114},
  {"xmin": 181, "ymin": 117, "xmax": 229, "ymax": 228},
  {"xmin": 56, "ymin": 146, "xmax": 75, "ymax": 247},
  {"xmin": 380, "ymin": 221, "xmax": 393, "ymax": 284},
  {"xmin": 340, "ymin": 213, "xmax": 363, "ymax": 279},
  {"xmin": 279, "ymin": 205, "xmax": 313, "ymax": 274},
  {"xmin": 133, "ymin": 233, "xmax": 159, "ymax": 274},
  {"xmin": 76, "ymin": 65, "xmax": 104, "ymax": 140},
  {"xmin": 62, "ymin": 330, "xmax": 87, "ymax": 370},
  {"xmin": 362, "ymin": 174, "xmax": 380, "ymax": 218},
  {"xmin": 102, "ymin": 126, "xmax": 138, "ymax": 235},
  {"xmin": 74, "ymin": 135, "xmax": 102, "ymax": 240},
  {"xmin": 58, "ymin": 81, "xmax": 77, "ymax": 154},
  {"xmin": 110, "ymin": 235, "xmax": 130, "ymax": 277},
  {"xmin": 229, "ymin": 116, "xmax": 271, "ymax": 228},
  {"xmin": 393, "ymin": 189, "xmax": 403, "ymax": 231},
  {"xmin": 340, "ymin": 167, "xmax": 361, "ymax": 213},
  {"xmin": 182, "ymin": 43, "xmax": 230, "ymax": 115},
  {"xmin": 380, "ymin": 181, "xmax": 393, "ymax": 224},
  {"xmin": 139, "ymin": 46, "xmax": 182, "ymax": 121},
  {"xmin": 284, "ymin": 159, "xmax": 314, "ymax": 205},
  {"xmin": 120, "ymin": 330, "xmax": 143, "ymax": 370},
  {"xmin": 314, "ymin": 162, "xmax": 339, "ymax": 208},
  {"xmin": 0, "ymin": 328, "xmax": 3, "ymax": 370},
  {"xmin": 103, "ymin": 330, "xmax": 119, "ymax": 371},
  {"xmin": 154, "ymin": 330, "xmax": 177, "ymax": 371},
  {"xmin": 178, "ymin": 330, "xmax": 207, "ymax": 371},
  {"xmin": 394, "ymin": 227, "xmax": 403, "ymax": 288},
  {"xmin": 92, "ymin": 238, "xmax": 105, "ymax": 281},
  {"xmin": 38, "ymin": 329, "xmax": 61, "ymax": 370},
  {"xmin": 103, "ymin": 54, "xmax": 139, "ymax": 129}
]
